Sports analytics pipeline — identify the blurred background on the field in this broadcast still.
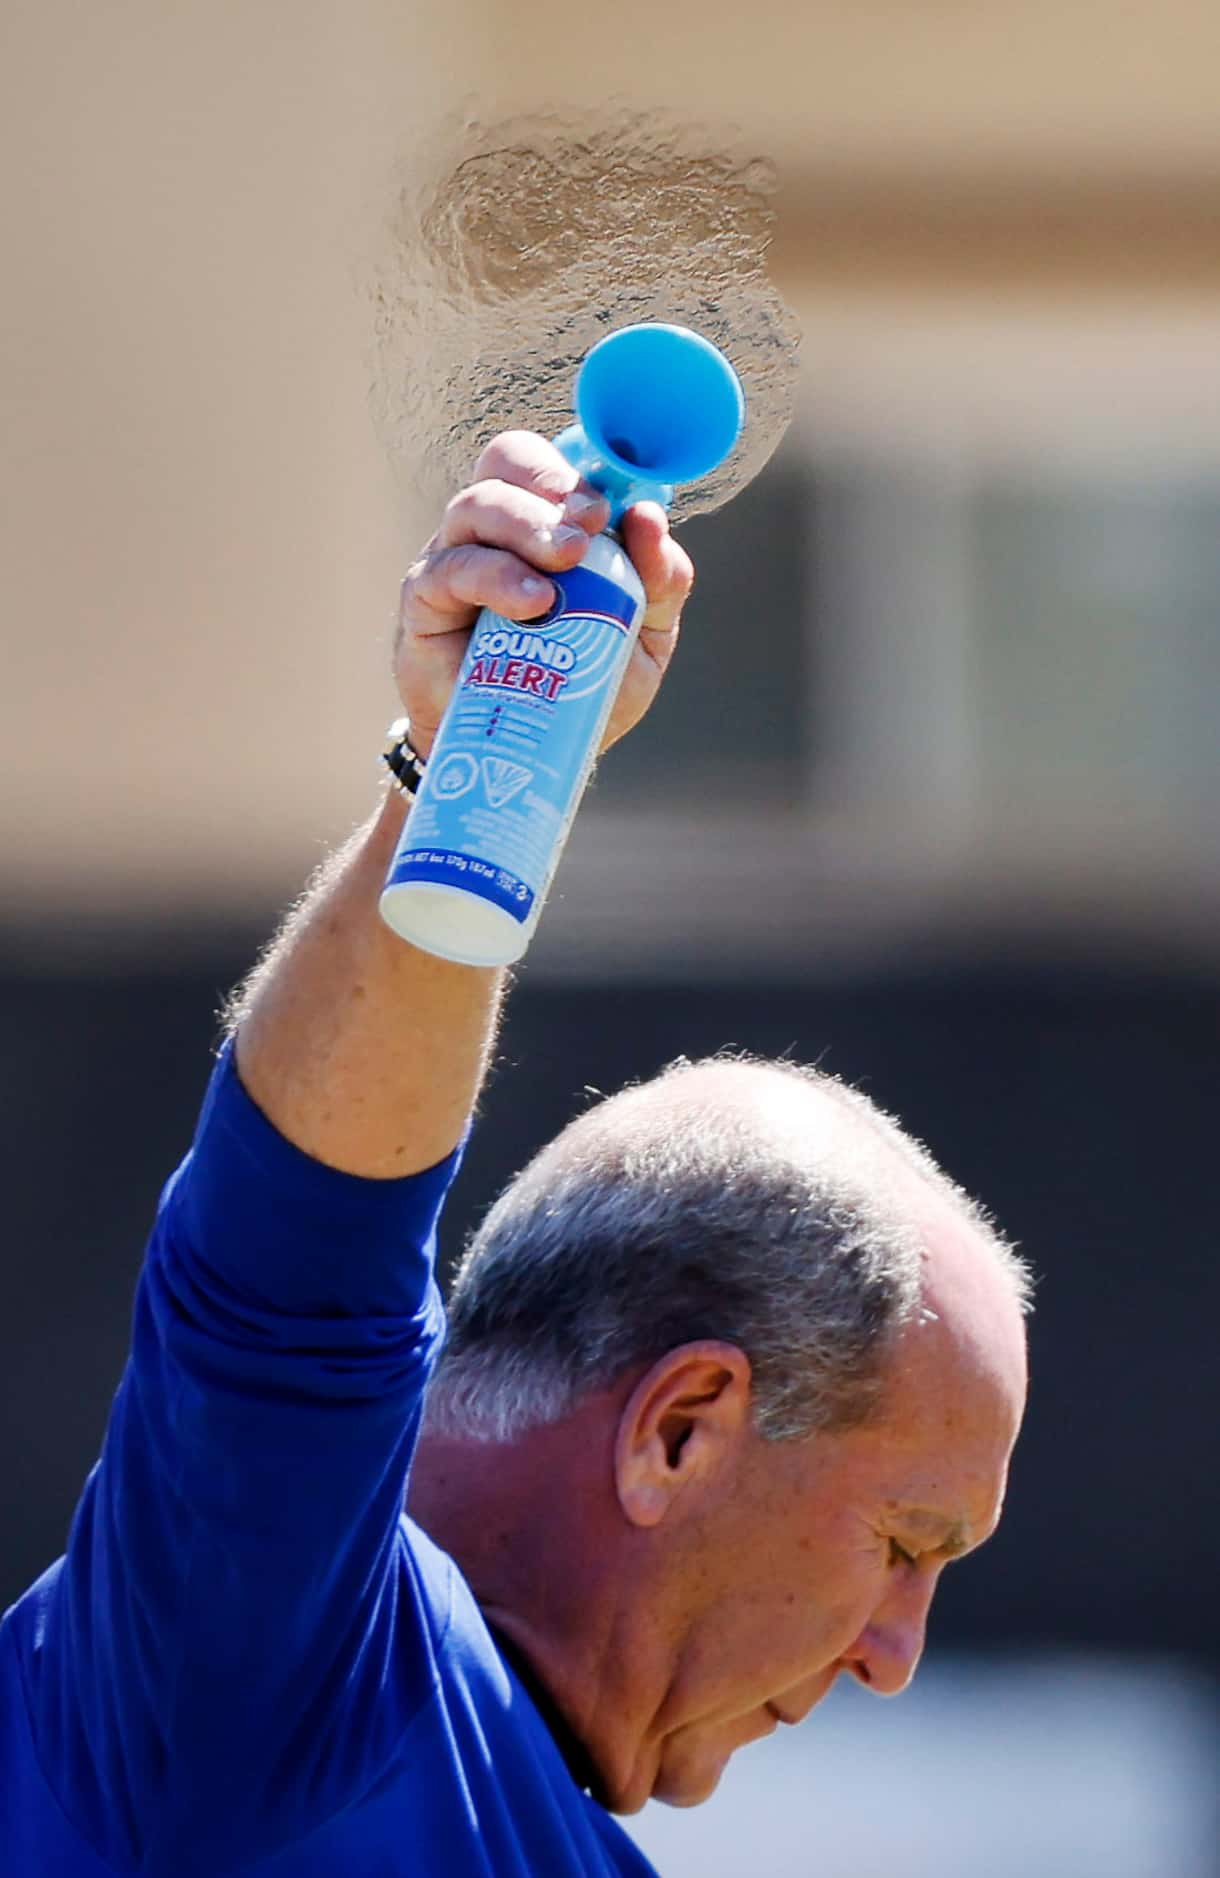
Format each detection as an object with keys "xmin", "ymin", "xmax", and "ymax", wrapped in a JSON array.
[{"xmin": 2, "ymin": 2, "xmax": 1217, "ymax": 1873}]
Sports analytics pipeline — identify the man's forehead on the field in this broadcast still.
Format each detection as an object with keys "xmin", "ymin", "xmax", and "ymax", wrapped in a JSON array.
[
  {"xmin": 865, "ymin": 1304, "xmax": 1023, "ymax": 1540},
  {"xmin": 868, "ymin": 1380, "xmax": 1016, "ymax": 1541}
]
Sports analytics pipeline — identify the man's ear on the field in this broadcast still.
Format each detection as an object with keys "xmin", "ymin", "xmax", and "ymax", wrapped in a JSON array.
[{"xmin": 613, "ymin": 1341, "xmax": 753, "ymax": 1529}]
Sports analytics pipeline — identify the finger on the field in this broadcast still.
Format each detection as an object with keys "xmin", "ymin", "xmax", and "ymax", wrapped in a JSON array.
[
  {"xmin": 437, "ymin": 479, "xmax": 595, "ymax": 572},
  {"xmin": 406, "ymin": 543, "xmax": 556, "ymax": 630},
  {"xmin": 393, "ymin": 627, "xmax": 472, "ymax": 755},
  {"xmin": 562, "ymin": 485, "xmax": 612, "ymax": 536},
  {"xmin": 470, "ymin": 434, "xmax": 610, "ymax": 535},
  {"xmin": 617, "ymin": 505, "xmax": 692, "ymax": 690},
  {"xmin": 621, "ymin": 503, "xmax": 695, "ymax": 614},
  {"xmin": 472, "ymin": 430, "xmax": 585, "ymax": 506}
]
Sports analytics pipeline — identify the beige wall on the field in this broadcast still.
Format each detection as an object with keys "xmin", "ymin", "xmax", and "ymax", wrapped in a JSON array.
[
  {"xmin": 457, "ymin": 0, "xmax": 1220, "ymax": 176},
  {"xmin": 1, "ymin": 1, "xmax": 471, "ymax": 914},
  {"xmin": 3, "ymin": 0, "xmax": 1219, "ymax": 933}
]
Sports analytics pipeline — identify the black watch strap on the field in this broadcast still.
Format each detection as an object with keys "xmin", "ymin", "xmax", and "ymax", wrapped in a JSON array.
[{"xmin": 381, "ymin": 715, "xmax": 427, "ymax": 797}]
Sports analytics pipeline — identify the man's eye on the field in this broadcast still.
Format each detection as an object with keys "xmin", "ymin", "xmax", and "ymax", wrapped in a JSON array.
[{"xmin": 887, "ymin": 1537, "xmax": 919, "ymax": 1569}]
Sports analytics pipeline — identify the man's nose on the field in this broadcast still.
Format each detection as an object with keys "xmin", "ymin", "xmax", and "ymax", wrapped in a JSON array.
[{"xmin": 843, "ymin": 1574, "xmax": 936, "ymax": 1697}]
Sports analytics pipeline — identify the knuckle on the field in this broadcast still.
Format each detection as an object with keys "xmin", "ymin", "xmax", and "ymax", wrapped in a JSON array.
[
  {"xmin": 444, "ymin": 477, "xmax": 552, "ymax": 546},
  {"xmin": 471, "ymin": 432, "xmax": 519, "ymax": 479},
  {"xmin": 399, "ymin": 554, "xmax": 428, "ymax": 605},
  {"xmin": 453, "ymin": 543, "xmax": 530, "ymax": 610},
  {"xmin": 408, "ymin": 543, "xmax": 475, "ymax": 613},
  {"xmin": 474, "ymin": 429, "xmax": 575, "ymax": 501},
  {"xmin": 445, "ymin": 542, "xmax": 485, "ymax": 589},
  {"xmin": 443, "ymin": 483, "xmax": 480, "ymax": 522}
]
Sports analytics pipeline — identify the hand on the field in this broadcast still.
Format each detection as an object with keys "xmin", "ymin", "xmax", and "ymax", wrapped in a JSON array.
[{"xmin": 395, "ymin": 431, "xmax": 694, "ymax": 758}]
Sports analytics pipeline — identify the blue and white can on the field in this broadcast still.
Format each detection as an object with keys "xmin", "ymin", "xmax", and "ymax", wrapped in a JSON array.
[{"xmin": 380, "ymin": 531, "xmax": 646, "ymax": 965}]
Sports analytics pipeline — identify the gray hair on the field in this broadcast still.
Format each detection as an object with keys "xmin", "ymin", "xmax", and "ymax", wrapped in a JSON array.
[{"xmin": 426, "ymin": 1055, "xmax": 1031, "ymax": 1444}]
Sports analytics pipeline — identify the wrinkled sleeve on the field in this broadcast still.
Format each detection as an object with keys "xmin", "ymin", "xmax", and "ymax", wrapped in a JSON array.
[{"xmin": 34, "ymin": 1041, "xmax": 464, "ymax": 1871}]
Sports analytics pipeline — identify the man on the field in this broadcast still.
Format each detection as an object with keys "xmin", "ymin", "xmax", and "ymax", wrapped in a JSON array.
[{"xmin": 0, "ymin": 433, "xmax": 1030, "ymax": 1874}]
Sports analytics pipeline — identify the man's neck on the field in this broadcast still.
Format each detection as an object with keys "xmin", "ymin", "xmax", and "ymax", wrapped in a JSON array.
[
  {"xmin": 407, "ymin": 1412, "xmax": 672, "ymax": 1811},
  {"xmin": 483, "ymin": 1617, "xmax": 599, "ymax": 1792}
]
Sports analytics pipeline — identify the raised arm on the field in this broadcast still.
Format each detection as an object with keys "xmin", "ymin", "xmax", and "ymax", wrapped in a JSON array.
[
  {"xmin": 17, "ymin": 431, "xmax": 693, "ymax": 1874},
  {"xmin": 231, "ymin": 431, "xmax": 692, "ymax": 1177}
]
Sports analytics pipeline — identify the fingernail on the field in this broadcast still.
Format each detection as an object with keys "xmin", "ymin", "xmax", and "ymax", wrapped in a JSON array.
[
  {"xmin": 521, "ymin": 574, "xmax": 553, "ymax": 598},
  {"xmin": 547, "ymin": 523, "xmax": 587, "ymax": 547},
  {"xmin": 565, "ymin": 491, "xmax": 606, "ymax": 521}
]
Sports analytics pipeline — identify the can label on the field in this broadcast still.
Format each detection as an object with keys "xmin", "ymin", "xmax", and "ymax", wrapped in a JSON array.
[{"xmin": 387, "ymin": 561, "xmax": 642, "ymax": 925}]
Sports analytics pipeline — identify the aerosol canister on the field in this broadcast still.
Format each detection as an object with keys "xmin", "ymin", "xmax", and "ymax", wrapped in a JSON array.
[{"xmin": 379, "ymin": 323, "xmax": 744, "ymax": 966}]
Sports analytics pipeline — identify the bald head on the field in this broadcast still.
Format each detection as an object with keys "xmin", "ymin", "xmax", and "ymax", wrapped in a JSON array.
[
  {"xmin": 426, "ymin": 1053, "xmax": 1031, "ymax": 1445},
  {"xmin": 552, "ymin": 1058, "xmax": 876, "ymax": 1176}
]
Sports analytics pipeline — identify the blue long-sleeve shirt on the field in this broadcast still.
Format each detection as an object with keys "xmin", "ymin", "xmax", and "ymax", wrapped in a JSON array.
[{"xmin": 0, "ymin": 1045, "xmax": 660, "ymax": 1876}]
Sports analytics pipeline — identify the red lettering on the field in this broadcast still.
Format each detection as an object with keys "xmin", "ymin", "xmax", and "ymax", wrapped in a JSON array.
[{"xmin": 467, "ymin": 656, "xmax": 566, "ymax": 698}]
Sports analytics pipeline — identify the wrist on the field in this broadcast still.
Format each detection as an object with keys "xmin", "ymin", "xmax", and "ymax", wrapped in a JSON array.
[
  {"xmin": 374, "ymin": 783, "xmax": 409, "ymax": 844},
  {"xmin": 382, "ymin": 716, "xmax": 429, "ymax": 797}
]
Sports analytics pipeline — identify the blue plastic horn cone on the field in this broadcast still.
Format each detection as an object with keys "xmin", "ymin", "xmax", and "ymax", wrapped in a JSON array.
[
  {"xmin": 576, "ymin": 324, "xmax": 744, "ymax": 483},
  {"xmin": 554, "ymin": 324, "xmax": 744, "ymax": 522}
]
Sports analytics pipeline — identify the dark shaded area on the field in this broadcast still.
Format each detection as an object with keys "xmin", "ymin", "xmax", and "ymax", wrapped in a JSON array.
[
  {"xmin": 2, "ymin": 941, "xmax": 1216, "ymax": 1675},
  {"xmin": 597, "ymin": 461, "xmax": 812, "ymax": 806}
]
